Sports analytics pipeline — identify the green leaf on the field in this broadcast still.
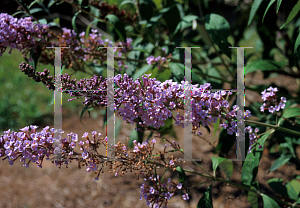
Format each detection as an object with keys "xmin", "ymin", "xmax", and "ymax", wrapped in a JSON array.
[
  {"xmin": 247, "ymin": 181, "xmax": 259, "ymax": 208},
  {"xmin": 80, "ymin": 106, "xmax": 89, "ymax": 125},
  {"xmin": 175, "ymin": 3, "xmax": 184, "ymax": 19},
  {"xmin": 12, "ymin": 11, "xmax": 26, "ymax": 16},
  {"xmin": 294, "ymin": 31, "xmax": 300, "ymax": 66},
  {"xmin": 119, "ymin": 0, "xmax": 135, "ymax": 7},
  {"xmin": 133, "ymin": 65, "xmax": 152, "ymax": 80},
  {"xmin": 196, "ymin": 183, "xmax": 213, "ymax": 208},
  {"xmin": 168, "ymin": 149, "xmax": 184, "ymax": 152},
  {"xmin": 262, "ymin": 0, "xmax": 276, "ymax": 23},
  {"xmin": 280, "ymin": 0, "xmax": 300, "ymax": 29},
  {"xmin": 158, "ymin": 117, "xmax": 177, "ymax": 139},
  {"xmin": 37, "ymin": 18, "xmax": 47, "ymax": 25},
  {"xmin": 211, "ymin": 118, "xmax": 220, "ymax": 141},
  {"xmin": 150, "ymin": 6, "xmax": 172, "ymax": 22},
  {"xmin": 29, "ymin": 8, "xmax": 43, "ymax": 14},
  {"xmin": 182, "ymin": 15, "xmax": 198, "ymax": 22},
  {"xmin": 29, "ymin": 47, "xmax": 41, "ymax": 70},
  {"xmin": 105, "ymin": 14, "xmax": 127, "ymax": 41},
  {"xmin": 268, "ymin": 178, "xmax": 288, "ymax": 196},
  {"xmin": 28, "ymin": 0, "xmax": 39, "ymax": 9},
  {"xmin": 241, "ymin": 147, "xmax": 263, "ymax": 187},
  {"xmin": 286, "ymin": 179, "xmax": 300, "ymax": 200},
  {"xmin": 72, "ymin": 11, "xmax": 81, "ymax": 40},
  {"xmin": 176, "ymin": 166, "xmax": 186, "ymax": 184},
  {"xmin": 245, "ymin": 60, "xmax": 286, "ymax": 75},
  {"xmin": 48, "ymin": 0, "xmax": 56, "ymax": 8},
  {"xmin": 211, "ymin": 157, "xmax": 226, "ymax": 176},
  {"xmin": 88, "ymin": 107, "xmax": 94, "ymax": 118},
  {"xmin": 279, "ymin": 141, "xmax": 296, "ymax": 158},
  {"xmin": 54, "ymin": 17, "xmax": 60, "ymax": 24},
  {"xmin": 128, "ymin": 129, "xmax": 138, "ymax": 148},
  {"xmin": 277, "ymin": 0, "xmax": 282, "ymax": 13},
  {"xmin": 269, "ymin": 153, "xmax": 292, "ymax": 173},
  {"xmin": 204, "ymin": 13, "xmax": 232, "ymax": 58},
  {"xmin": 256, "ymin": 130, "xmax": 274, "ymax": 149},
  {"xmin": 218, "ymin": 159, "xmax": 233, "ymax": 180},
  {"xmin": 278, "ymin": 107, "xmax": 300, "ymax": 126},
  {"xmin": 85, "ymin": 19, "xmax": 101, "ymax": 38},
  {"xmin": 248, "ymin": 0, "xmax": 263, "ymax": 26},
  {"xmin": 211, "ymin": 157, "xmax": 233, "ymax": 180},
  {"xmin": 173, "ymin": 20, "xmax": 192, "ymax": 36},
  {"xmin": 169, "ymin": 62, "xmax": 184, "ymax": 76},
  {"xmin": 282, "ymin": 107, "xmax": 300, "ymax": 119},
  {"xmin": 261, "ymin": 194, "xmax": 281, "ymax": 208}
]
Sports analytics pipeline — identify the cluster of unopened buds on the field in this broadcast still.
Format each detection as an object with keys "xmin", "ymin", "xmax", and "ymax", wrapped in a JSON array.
[{"xmin": 260, "ymin": 86, "xmax": 286, "ymax": 113}]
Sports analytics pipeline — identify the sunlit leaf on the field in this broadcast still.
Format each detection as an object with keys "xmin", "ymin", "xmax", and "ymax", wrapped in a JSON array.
[
  {"xmin": 280, "ymin": 0, "xmax": 300, "ymax": 29},
  {"xmin": 261, "ymin": 194, "xmax": 281, "ymax": 208},
  {"xmin": 248, "ymin": 0, "xmax": 263, "ymax": 26}
]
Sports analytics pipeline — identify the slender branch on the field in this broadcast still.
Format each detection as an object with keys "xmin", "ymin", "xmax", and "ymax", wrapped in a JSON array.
[
  {"xmin": 15, "ymin": 0, "xmax": 40, "ymax": 23},
  {"xmin": 245, "ymin": 120, "xmax": 300, "ymax": 136}
]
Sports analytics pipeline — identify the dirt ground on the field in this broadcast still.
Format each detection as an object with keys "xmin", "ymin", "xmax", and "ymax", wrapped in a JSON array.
[{"xmin": 0, "ymin": 71, "xmax": 299, "ymax": 208}]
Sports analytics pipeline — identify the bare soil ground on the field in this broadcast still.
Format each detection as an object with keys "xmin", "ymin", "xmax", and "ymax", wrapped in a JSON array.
[{"xmin": 0, "ymin": 71, "xmax": 299, "ymax": 208}]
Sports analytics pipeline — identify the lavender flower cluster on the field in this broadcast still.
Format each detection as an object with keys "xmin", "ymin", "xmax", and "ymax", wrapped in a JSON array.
[
  {"xmin": 0, "ymin": 13, "xmax": 133, "ymax": 69},
  {"xmin": 0, "ymin": 13, "xmax": 50, "ymax": 56},
  {"xmin": 19, "ymin": 62, "xmax": 289, "ymax": 153},
  {"xmin": 0, "ymin": 125, "xmax": 179, "ymax": 178},
  {"xmin": 0, "ymin": 124, "xmax": 184, "ymax": 207},
  {"xmin": 19, "ymin": 64, "xmax": 244, "ymax": 135},
  {"xmin": 260, "ymin": 86, "xmax": 286, "ymax": 113}
]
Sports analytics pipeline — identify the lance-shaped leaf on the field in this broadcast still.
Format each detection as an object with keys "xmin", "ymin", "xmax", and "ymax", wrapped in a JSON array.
[
  {"xmin": 176, "ymin": 166, "xmax": 186, "ymax": 185},
  {"xmin": 197, "ymin": 183, "xmax": 213, "ymax": 208},
  {"xmin": 248, "ymin": 0, "xmax": 263, "ymax": 26},
  {"xmin": 247, "ymin": 181, "xmax": 259, "ymax": 208},
  {"xmin": 245, "ymin": 60, "xmax": 286, "ymax": 75},
  {"xmin": 280, "ymin": 0, "xmax": 300, "ymax": 29}
]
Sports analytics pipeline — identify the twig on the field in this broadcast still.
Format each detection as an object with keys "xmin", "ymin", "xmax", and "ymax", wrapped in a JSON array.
[{"xmin": 15, "ymin": 0, "xmax": 40, "ymax": 23}]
